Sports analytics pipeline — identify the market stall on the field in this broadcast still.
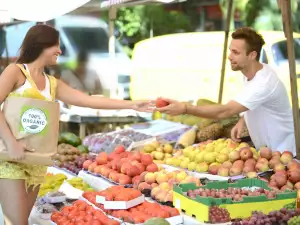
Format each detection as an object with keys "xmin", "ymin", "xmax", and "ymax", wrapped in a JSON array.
[{"xmin": 1, "ymin": 0, "xmax": 300, "ymax": 224}]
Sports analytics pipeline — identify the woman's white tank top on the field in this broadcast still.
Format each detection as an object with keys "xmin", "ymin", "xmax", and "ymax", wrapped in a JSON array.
[{"xmin": 13, "ymin": 64, "xmax": 51, "ymax": 100}]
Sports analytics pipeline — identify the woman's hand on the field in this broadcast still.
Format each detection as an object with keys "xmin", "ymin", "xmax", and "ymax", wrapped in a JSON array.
[
  {"xmin": 6, "ymin": 140, "xmax": 26, "ymax": 161},
  {"xmin": 157, "ymin": 98, "xmax": 186, "ymax": 116},
  {"xmin": 132, "ymin": 100, "xmax": 156, "ymax": 112}
]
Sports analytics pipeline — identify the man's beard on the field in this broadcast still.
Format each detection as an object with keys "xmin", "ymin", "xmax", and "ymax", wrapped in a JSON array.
[{"xmin": 230, "ymin": 64, "xmax": 242, "ymax": 71}]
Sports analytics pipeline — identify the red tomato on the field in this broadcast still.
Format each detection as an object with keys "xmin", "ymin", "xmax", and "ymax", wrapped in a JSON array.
[
  {"xmin": 74, "ymin": 220, "xmax": 85, "ymax": 225},
  {"xmin": 61, "ymin": 206, "xmax": 73, "ymax": 215},
  {"xmin": 51, "ymin": 212, "xmax": 62, "ymax": 222},
  {"xmin": 91, "ymin": 220, "xmax": 102, "ymax": 225},
  {"xmin": 84, "ymin": 214, "xmax": 93, "ymax": 222}
]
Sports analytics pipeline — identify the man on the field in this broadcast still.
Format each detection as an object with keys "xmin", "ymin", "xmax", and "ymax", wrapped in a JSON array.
[
  {"xmin": 60, "ymin": 50, "xmax": 102, "ymax": 95},
  {"xmin": 158, "ymin": 27, "xmax": 295, "ymax": 155}
]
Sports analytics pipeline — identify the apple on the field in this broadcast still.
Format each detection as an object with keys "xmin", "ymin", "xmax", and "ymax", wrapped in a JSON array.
[
  {"xmin": 288, "ymin": 170, "xmax": 300, "ymax": 184},
  {"xmin": 229, "ymin": 151, "xmax": 240, "ymax": 162},
  {"xmin": 255, "ymin": 162, "xmax": 269, "ymax": 172},
  {"xmin": 156, "ymin": 97, "xmax": 169, "ymax": 108},
  {"xmin": 240, "ymin": 147, "xmax": 253, "ymax": 161},
  {"xmin": 208, "ymin": 164, "xmax": 220, "ymax": 175},
  {"xmin": 83, "ymin": 160, "xmax": 93, "ymax": 170},
  {"xmin": 114, "ymin": 145, "xmax": 125, "ymax": 154},
  {"xmin": 156, "ymin": 172, "xmax": 168, "ymax": 184},
  {"xmin": 145, "ymin": 172, "xmax": 156, "ymax": 184},
  {"xmin": 222, "ymin": 161, "xmax": 233, "ymax": 169},
  {"xmin": 141, "ymin": 154, "xmax": 153, "ymax": 166},
  {"xmin": 288, "ymin": 160, "xmax": 300, "ymax": 171},
  {"xmin": 259, "ymin": 147, "xmax": 272, "ymax": 160},
  {"xmin": 243, "ymin": 165, "xmax": 255, "ymax": 173},
  {"xmin": 272, "ymin": 151, "xmax": 282, "ymax": 158},
  {"xmin": 268, "ymin": 157, "xmax": 281, "ymax": 169},
  {"xmin": 229, "ymin": 166, "xmax": 242, "ymax": 176},
  {"xmin": 146, "ymin": 163, "xmax": 159, "ymax": 172},
  {"xmin": 273, "ymin": 163, "xmax": 285, "ymax": 172},
  {"xmin": 218, "ymin": 167, "xmax": 229, "ymax": 177},
  {"xmin": 233, "ymin": 160, "xmax": 244, "ymax": 168},
  {"xmin": 244, "ymin": 158, "xmax": 257, "ymax": 168},
  {"xmin": 280, "ymin": 151, "xmax": 293, "ymax": 165}
]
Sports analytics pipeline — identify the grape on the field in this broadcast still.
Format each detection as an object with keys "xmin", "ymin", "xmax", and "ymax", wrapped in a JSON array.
[{"xmin": 208, "ymin": 206, "xmax": 230, "ymax": 223}]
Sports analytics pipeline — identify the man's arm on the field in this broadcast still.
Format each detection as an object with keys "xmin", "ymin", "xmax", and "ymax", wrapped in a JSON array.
[
  {"xmin": 158, "ymin": 99, "xmax": 248, "ymax": 120},
  {"xmin": 186, "ymin": 101, "xmax": 248, "ymax": 119}
]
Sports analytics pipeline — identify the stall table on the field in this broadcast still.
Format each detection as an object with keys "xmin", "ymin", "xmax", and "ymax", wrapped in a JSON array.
[{"xmin": 60, "ymin": 110, "xmax": 151, "ymax": 139}]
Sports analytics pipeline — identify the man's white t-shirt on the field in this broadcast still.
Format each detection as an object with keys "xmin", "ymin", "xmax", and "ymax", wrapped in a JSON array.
[{"xmin": 234, "ymin": 63, "xmax": 295, "ymax": 155}]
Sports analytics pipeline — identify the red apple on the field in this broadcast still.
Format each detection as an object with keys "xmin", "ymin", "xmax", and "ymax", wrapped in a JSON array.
[
  {"xmin": 239, "ymin": 147, "xmax": 253, "ymax": 161},
  {"xmin": 259, "ymin": 147, "xmax": 272, "ymax": 160},
  {"xmin": 156, "ymin": 97, "xmax": 169, "ymax": 108}
]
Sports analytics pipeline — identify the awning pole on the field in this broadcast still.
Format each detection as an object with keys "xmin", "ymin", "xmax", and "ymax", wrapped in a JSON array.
[
  {"xmin": 109, "ymin": 7, "xmax": 117, "ymax": 59},
  {"xmin": 218, "ymin": 0, "xmax": 233, "ymax": 103},
  {"xmin": 280, "ymin": 0, "xmax": 300, "ymax": 158}
]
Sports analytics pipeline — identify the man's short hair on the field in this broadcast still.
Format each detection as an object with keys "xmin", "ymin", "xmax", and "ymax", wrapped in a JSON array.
[{"xmin": 232, "ymin": 27, "xmax": 265, "ymax": 60}]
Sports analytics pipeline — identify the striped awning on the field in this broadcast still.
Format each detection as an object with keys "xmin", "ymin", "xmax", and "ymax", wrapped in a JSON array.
[{"xmin": 100, "ymin": 0, "xmax": 175, "ymax": 9}]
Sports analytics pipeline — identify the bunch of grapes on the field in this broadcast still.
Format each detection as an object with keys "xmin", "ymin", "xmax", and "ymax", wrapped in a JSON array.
[
  {"xmin": 209, "ymin": 205, "xmax": 230, "ymax": 223},
  {"xmin": 288, "ymin": 216, "xmax": 300, "ymax": 225},
  {"xmin": 232, "ymin": 208, "xmax": 300, "ymax": 225}
]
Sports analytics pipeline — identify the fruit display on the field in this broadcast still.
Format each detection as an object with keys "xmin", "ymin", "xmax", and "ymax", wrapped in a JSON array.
[
  {"xmin": 51, "ymin": 200, "xmax": 120, "ymax": 225},
  {"xmin": 67, "ymin": 177, "xmax": 94, "ymax": 192},
  {"xmin": 83, "ymin": 130, "xmax": 153, "ymax": 153},
  {"xmin": 186, "ymin": 186, "xmax": 284, "ymax": 201},
  {"xmin": 163, "ymin": 138, "xmax": 296, "ymax": 178},
  {"xmin": 209, "ymin": 206, "xmax": 231, "ymax": 223},
  {"xmin": 231, "ymin": 209, "xmax": 300, "ymax": 225},
  {"xmin": 132, "ymin": 169, "xmax": 200, "ymax": 204},
  {"xmin": 173, "ymin": 178, "xmax": 296, "ymax": 223},
  {"xmin": 82, "ymin": 191, "xmax": 181, "ymax": 224},
  {"xmin": 38, "ymin": 174, "xmax": 68, "ymax": 197},
  {"xmin": 97, "ymin": 186, "xmax": 142, "ymax": 201},
  {"xmin": 140, "ymin": 141, "xmax": 175, "ymax": 161},
  {"xmin": 83, "ymin": 145, "xmax": 159, "ymax": 185}
]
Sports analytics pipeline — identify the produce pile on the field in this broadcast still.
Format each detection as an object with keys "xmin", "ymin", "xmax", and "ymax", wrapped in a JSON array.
[
  {"xmin": 83, "ymin": 130, "xmax": 153, "ymax": 154},
  {"xmin": 38, "ymin": 174, "xmax": 68, "ymax": 197},
  {"xmin": 232, "ymin": 208, "xmax": 300, "ymax": 225},
  {"xmin": 51, "ymin": 200, "xmax": 120, "ymax": 225},
  {"xmin": 97, "ymin": 186, "xmax": 142, "ymax": 201},
  {"xmin": 161, "ymin": 138, "xmax": 298, "ymax": 181},
  {"xmin": 186, "ymin": 186, "xmax": 285, "ymax": 201},
  {"xmin": 38, "ymin": 174, "xmax": 94, "ymax": 197},
  {"xmin": 140, "ymin": 142, "xmax": 174, "ymax": 161},
  {"xmin": 133, "ymin": 170, "xmax": 199, "ymax": 204},
  {"xmin": 82, "ymin": 190, "xmax": 180, "ymax": 224},
  {"xmin": 82, "ymin": 146, "xmax": 159, "ymax": 185}
]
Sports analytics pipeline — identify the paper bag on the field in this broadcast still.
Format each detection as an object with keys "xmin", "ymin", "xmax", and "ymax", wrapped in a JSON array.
[{"xmin": 0, "ymin": 96, "xmax": 60, "ymax": 165}]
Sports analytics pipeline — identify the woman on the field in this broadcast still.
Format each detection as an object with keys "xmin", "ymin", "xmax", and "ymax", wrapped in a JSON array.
[{"xmin": 0, "ymin": 24, "xmax": 152, "ymax": 225}]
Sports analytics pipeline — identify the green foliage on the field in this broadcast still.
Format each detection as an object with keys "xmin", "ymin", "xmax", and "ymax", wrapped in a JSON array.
[
  {"xmin": 113, "ymin": 5, "xmax": 191, "ymax": 40},
  {"xmin": 220, "ymin": 0, "xmax": 300, "ymax": 32}
]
